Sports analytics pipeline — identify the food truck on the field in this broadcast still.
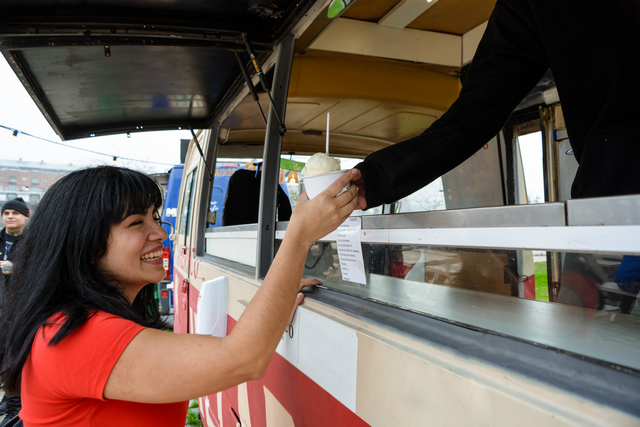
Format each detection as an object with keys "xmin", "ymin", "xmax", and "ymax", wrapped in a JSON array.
[{"xmin": 1, "ymin": 0, "xmax": 638, "ymax": 426}]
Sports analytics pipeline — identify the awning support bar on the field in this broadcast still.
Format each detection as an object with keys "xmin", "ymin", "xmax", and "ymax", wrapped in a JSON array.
[
  {"xmin": 234, "ymin": 51, "xmax": 268, "ymax": 126},
  {"xmin": 242, "ymin": 33, "xmax": 287, "ymax": 136},
  {"xmin": 190, "ymin": 129, "xmax": 214, "ymax": 183}
]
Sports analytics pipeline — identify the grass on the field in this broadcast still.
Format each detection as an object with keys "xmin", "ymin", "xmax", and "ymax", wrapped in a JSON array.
[
  {"xmin": 186, "ymin": 399, "xmax": 202, "ymax": 427},
  {"xmin": 534, "ymin": 261, "xmax": 549, "ymax": 302}
]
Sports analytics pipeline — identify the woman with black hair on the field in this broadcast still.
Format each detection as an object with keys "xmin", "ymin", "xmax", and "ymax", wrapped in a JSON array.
[{"xmin": 0, "ymin": 166, "xmax": 359, "ymax": 426}]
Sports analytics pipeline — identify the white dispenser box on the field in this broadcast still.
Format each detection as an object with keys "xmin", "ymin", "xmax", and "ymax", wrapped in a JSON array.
[{"xmin": 195, "ymin": 276, "xmax": 228, "ymax": 337}]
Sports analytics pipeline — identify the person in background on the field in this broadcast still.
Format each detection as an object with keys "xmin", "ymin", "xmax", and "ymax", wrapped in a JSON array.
[
  {"xmin": 0, "ymin": 198, "xmax": 29, "ymax": 425},
  {"xmin": 0, "ymin": 166, "xmax": 358, "ymax": 426},
  {"xmin": 0, "ymin": 198, "xmax": 29, "ymax": 287}
]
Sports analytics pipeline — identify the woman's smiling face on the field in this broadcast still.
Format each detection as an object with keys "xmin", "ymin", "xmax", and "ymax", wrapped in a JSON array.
[{"xmin": 97, "ymin": 207, "xmax": 168, "ymax": 302}]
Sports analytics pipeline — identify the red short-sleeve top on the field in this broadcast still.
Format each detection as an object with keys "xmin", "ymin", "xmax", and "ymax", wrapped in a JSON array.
[{"xmin": 20, "ymin": 311, "xmax": 188, "ymax": 426}]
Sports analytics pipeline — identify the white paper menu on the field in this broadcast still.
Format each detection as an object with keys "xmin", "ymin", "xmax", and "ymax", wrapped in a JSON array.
[{"xmin": 336, "ymin": 217, "xmax": 367, "ymax": 285}]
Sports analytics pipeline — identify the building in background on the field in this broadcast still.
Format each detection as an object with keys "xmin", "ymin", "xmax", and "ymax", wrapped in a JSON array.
[{"xmin": 0, "ymin": 159, "xmax": 77, "ymax": 210}]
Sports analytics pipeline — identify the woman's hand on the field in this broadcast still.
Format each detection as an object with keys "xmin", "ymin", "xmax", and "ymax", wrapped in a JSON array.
[
  {"xmin": 288, "ymin": 170, "xmax": 359, "ymax": 248},
  {"xmin": 286, "ymin": 278, "xmax": 321, "ymax": 326}
]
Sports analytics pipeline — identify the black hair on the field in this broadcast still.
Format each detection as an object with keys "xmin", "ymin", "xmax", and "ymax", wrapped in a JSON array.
[{"xmin": 0, "ymin": 166, "xmax": 166, "ymax": 393}]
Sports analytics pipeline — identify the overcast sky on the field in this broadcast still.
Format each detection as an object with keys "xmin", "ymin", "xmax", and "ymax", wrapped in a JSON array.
[{"xmin": 0, "ymin": 56, "xmax": 192, "ymax": 174}]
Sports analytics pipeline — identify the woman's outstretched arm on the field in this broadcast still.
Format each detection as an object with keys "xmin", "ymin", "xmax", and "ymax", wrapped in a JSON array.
[{"xmin": 104, "ymin": 170, "xmax": 359, "ymax": 403}]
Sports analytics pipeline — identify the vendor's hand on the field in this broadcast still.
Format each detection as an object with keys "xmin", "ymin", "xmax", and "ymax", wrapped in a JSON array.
[
  {"xmin": 287, "ymin": 278, "xmax": 321, "ymax": 325},
  {"xmin": 288, "ymin": 169, "xmax": 359, "ymax": 248},
  {"xmin": 350, "ymin": 169, "xmax": 367, "ymax": 210}
]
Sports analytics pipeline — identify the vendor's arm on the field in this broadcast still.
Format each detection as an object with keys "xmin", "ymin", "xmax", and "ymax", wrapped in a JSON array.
[
  {"xmin": 355, "ymin": 0, "xmax": 548, "ymax": 209},
  {"xmin": 104, "ymin": 170, "xmax": 359, "ymax": 403}
]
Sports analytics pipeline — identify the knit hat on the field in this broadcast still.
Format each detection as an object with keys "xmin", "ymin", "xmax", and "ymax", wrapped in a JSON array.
[{"xmin": 2, "ymin": 197, "xmax": 30, "ymax": 217}]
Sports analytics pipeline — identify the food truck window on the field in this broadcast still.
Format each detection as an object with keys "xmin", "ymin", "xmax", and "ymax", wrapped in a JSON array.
[
  {"xmin": 392, "ymin": 130, "xmax": 550, "ymax": 213},
  {"xmin": 517, "ymin": 132, "xmax": 545, "ymax": 204},
  {"xmin": 207, "ymin": 157, "xmax": 293, "ymax": 228},
  {"xmin": 395, "ymin": 178, "xmax": 446, "ymax": 213},
  {"xmin": 208, "ymin": 159, "xmax": 246, "ymax": 228},
  {"xmin": 178, "ymin": 169, "xmax": 196, "ymax": 237},
  {"xmin": 303, "ymin": 240, "xmax": 640, "ymax": 371}
]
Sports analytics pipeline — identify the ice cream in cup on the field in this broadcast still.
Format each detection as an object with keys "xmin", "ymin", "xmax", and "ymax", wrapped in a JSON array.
[{"xmin": 300, "ymin": 153, "xmax": 351, "ymax": 199}]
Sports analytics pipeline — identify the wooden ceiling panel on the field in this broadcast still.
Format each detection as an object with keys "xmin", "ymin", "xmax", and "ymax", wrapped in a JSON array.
[
  {"xmin": 223, "ymin": 129, "xmax": 392, "ymax": 157},
  {"xmin": 288, "ymin": 50, "xmax": 460, "ymax": 111},
  {"xmin": 407, "ymin": 0, "xmax": 496, "ymax": 35},
  {"xmin": 221, "ymin": 99, "xmax": 323, "ymax": 129},
  {"xmin": 220, "ymin": 50, "xmax": 460, "ymax": 155},
  {"xmin": 356, "ymin": 111, "xmax": 438, "ymax": 142}
]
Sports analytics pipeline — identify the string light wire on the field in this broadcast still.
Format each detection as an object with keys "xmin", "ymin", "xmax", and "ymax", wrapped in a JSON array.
[{"xmin": 0, "ymin": 124, "xmax": 179, "ymax": 166}]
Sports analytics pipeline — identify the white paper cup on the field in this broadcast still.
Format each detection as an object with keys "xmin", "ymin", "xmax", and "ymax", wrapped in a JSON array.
[{"xmin": 300, "ymin": 169, "xmax": 351, "ymax": 199}]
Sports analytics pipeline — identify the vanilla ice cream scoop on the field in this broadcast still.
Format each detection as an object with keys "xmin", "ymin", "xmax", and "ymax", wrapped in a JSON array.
[{"xmin": 301, "ymin": 153, "xmax": 341, "ymax": 176}]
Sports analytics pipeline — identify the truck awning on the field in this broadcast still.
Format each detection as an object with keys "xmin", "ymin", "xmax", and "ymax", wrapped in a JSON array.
[{"xmin": 0, "ymin": 0, "xmax": 316, "ymax": 140}]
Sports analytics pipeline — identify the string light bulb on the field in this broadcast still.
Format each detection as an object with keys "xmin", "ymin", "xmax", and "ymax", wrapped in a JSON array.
[
  {"xmin": 12, "ymin": 130, "xmax": 18, "ymax": 138},
  {"xmin": 112, "ymin": 156, "xmax": 117, "ymax": 165}
]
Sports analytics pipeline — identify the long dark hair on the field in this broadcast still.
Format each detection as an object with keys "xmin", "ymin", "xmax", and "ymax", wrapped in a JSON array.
[{"xmin": 0, "ymin": 166, "xmax": 166, "ymax": 392}]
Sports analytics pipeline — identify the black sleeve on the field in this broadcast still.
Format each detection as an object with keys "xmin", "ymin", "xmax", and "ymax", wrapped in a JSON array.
[
  {"xmin": 355, "ymin": 0, "xmax": 549, "ymax": 208},
  {"xmin": 6, "ymin": 236, "xmax": 20, "ymax": 263}
]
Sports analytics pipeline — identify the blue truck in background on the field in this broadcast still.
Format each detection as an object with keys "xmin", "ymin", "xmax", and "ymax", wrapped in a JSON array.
[{"xmin": 158, "ymin": 164, "xmax": 184, "ymax": 315}]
